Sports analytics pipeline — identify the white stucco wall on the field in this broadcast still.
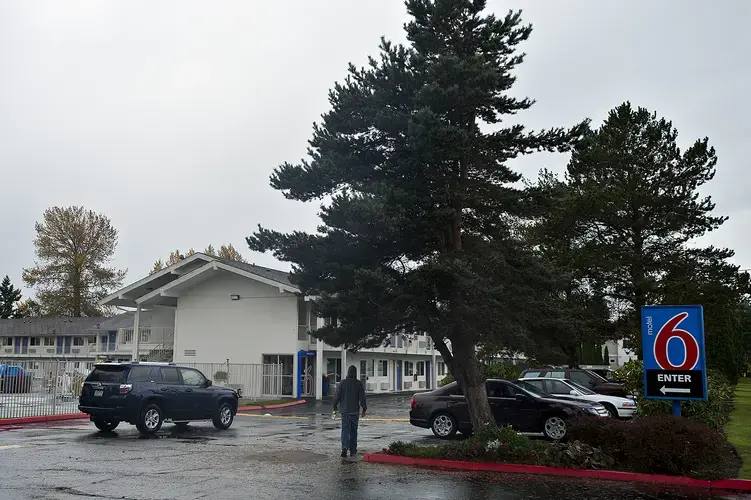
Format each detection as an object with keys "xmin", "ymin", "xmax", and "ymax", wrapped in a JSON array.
[{"xmin": 173, "ymin": 271, "xmax": 298, "ymax": 365}]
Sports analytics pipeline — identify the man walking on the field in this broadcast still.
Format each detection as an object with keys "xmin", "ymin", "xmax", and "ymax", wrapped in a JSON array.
[{"xmin": 333, "ymin": 365, "xmax": 367, "ymax": 458}]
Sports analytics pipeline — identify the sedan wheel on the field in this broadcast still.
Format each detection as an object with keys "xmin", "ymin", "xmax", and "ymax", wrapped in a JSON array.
[
  {"xmin": 543, "ymin": 416, "xmax": 567, "ymax": 440},
  {"xmin": 430, "ymin": 413, "xmax": 457, "ymax": 439}
]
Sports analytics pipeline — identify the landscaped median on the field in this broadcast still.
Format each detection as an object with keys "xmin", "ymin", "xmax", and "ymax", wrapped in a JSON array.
[
  {"xmin": 0, "ymin": 399, "xmax": 308, "ymax": 426},
  {"xmin": 365, "ymin": 417, "xmax": 750, "ymax": 492}
]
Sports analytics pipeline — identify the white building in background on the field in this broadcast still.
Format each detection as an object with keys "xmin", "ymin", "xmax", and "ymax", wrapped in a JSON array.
[
  {"xmin": 603, "ymin": 339, "xmax": 638, "ymax": 367},
  {"xmin": 99, "ymin": 252, "xmax": 449, "ymax": 400}
]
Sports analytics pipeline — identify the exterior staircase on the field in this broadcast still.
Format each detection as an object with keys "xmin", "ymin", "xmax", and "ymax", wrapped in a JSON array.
[{"xmin": 142, "ymin": 332, "xmax": 175, "ymax": 362}]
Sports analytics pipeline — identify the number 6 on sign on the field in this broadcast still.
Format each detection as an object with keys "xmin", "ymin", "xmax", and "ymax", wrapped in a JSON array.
[
  {"xmin": 653, "ymin": 312, "xmax": 700, "ymax": 371},
  {"xmin": 641, "ymin": 305, "xmax": 707, "ymax": 402}
]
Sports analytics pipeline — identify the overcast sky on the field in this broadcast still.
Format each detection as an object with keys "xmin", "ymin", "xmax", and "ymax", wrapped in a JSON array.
[{"xmin": 1, "ymin": 0, "xmax": 750, "ymax": 298}]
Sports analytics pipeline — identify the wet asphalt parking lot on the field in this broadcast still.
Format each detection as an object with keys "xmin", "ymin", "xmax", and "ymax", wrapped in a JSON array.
[{"xmin": 1, "ymin": 395, "xmax": 749, "ymax": 500}]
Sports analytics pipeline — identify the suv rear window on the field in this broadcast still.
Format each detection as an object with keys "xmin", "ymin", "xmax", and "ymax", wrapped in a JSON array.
[
  {"xmin": 128, "ymin": 366, "xmax": 155, "ymax": 382},
  {"xmin": 86, "ymin": 365, "xmax": 128, "ymax": 383}
]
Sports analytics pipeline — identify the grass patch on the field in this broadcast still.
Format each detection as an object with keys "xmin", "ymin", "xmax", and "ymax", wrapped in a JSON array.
[
  {"xmin": 725, "ymin": 378, "xmax": 751, "ymax": 479},
  {"xmin": 238, "ymin": 399, "xmax": 297, "ymax": 407}
]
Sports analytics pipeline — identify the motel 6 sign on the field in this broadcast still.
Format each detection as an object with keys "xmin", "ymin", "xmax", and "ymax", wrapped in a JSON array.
[{"xmin": 641, "ymin": 305, "xmax": 708, "ymax": 401}]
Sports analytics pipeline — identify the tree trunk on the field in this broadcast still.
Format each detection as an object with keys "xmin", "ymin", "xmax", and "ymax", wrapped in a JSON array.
[{"xmin": 448, "ymin": 338, "xmax": 495, "ymax": 431}]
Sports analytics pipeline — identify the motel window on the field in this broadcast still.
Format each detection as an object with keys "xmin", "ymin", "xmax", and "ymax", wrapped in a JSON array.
[
  {"xmin": 44, "ymin": 337, "xmax": 55, "ymax": 346},
  {"xmin": 416, "ymin": 361, "xmax": 425, "ymax": 377},
  {"xmin": 1, "ymin": 337, "xmax": 12, "ymax": 346},
  {"xmin": 88, "ymin": 336, "xmax": 97, "ymax": 345},
  {"xmin": 437, "ymin": 362, "xmax": 446, "ymax": 376},
  {"xmin": 377, "ymin": 360, "xmax": 388, "ymax": 377},
  {"xmin": 73, "ymin": 337, "xmax": 85, "ymax": 346},
  {"xmin": 29, "ymin": 337, "xmax": 41, "ymax": 347},
  {"xmin": 404, "ymin": 361, "xmax": 414, "ymax": 377}
]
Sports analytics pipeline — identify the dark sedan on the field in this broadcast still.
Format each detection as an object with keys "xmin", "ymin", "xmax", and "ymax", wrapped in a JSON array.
[{"xmin": 410, "ymin": 379, "xmax": 609, "ymax": 440}]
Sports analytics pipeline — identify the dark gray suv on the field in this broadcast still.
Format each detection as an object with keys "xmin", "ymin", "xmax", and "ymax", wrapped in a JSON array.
[{"xmin": 79, "ymin": 362, "xmax": 240, "ymax": 435}]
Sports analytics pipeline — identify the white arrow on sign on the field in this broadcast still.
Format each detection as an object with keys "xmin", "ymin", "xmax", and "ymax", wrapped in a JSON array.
[{"xmin": 660, "ymin": 386, "xmax": 691, "ymax": 395}]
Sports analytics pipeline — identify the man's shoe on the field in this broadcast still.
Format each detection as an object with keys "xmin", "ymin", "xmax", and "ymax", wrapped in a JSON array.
[{"xmin": 340, "ymin": 450, "xmax": 348, "ymax": 458}]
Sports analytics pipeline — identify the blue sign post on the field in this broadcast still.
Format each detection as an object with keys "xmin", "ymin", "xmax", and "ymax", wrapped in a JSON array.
[{"xmin": 641, "ymin": 305, "xmax": 707, "ymax": 416}]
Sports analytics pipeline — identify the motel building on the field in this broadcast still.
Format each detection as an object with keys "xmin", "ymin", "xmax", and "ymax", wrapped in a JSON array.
[{"xmin": 95, "ymin": 252, "xmax": 449, "ymax": 400}]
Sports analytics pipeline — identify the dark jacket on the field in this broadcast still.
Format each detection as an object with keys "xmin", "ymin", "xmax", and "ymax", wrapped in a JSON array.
[{"xmin": 333, "ymin": 365, "xmax": 367, "ymax": 414}]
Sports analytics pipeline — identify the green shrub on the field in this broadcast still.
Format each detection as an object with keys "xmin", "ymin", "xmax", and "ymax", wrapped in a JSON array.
[
  {"xmin": 568, "ymin": 414, "xmax": 741, "ymax": 480},
  {"xmin": 538, "ymin": 440, "xmax": 615, "ymax": 470},
  {"xmin": 613, "ymin": 360, "xmax": 734, "ymax": 429}
]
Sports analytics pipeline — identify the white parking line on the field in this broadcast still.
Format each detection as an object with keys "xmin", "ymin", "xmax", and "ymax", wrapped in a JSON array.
[{"xmin": 0, "ymin": 445, "xmax": 22, "ymax": 450}]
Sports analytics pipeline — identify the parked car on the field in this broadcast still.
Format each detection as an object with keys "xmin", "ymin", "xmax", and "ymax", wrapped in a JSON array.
[
  {"xmin": 519, "ymin": 368, "xmax": 626, "ymax": 397},
  {"xmin": 516, "ymin": 377, "xmax": 636, "ymax": 418},
  {"xmin": 409, "ymin": 379, "xmax": 609, "ymax": 441},
  {"xmin": 78, "ymin": 362, "xmax": 240, "ymax": 435},
  {"xmin": 587, "ymin": 367, "xmax": 617, "ymax": 381},
  {"xmin": 0, "ymin": 364, "xmax": 31, "ymax": 394}
]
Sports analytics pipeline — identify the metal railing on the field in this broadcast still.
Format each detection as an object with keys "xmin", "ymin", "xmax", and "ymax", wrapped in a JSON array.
[
  {"xmin": 0, "ymin": 359, "xmax": 95, "ymax": 419},
  {"xmin": 119, "ymin": 327, "xmax": 175, "ymax": 345},
  {"xmin": 182, "ymin": 362, "xmax": 286, "ymax": 400},
  {"xmin": 0, "ymin": 359, "xmax": 286, "ymax": 420}
]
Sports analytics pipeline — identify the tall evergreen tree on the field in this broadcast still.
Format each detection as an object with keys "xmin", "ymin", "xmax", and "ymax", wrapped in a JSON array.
[
  {"xmin": 525, "ymin": 170, "xmax": 615, "ymax": 367},
  {"xmin": 248, "ymin": 0, "xmax": 586, "ymax": 429},
  {"xmin": 0, "ymin": 275, "xmax": 23, "ymax": 319},
  {"xmin": 562, "ymin": 102, "xmax": 728, "ymax": 355}
]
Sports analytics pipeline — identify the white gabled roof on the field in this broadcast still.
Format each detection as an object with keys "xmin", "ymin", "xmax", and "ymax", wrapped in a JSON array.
[{"xmin": 100, "ymin": 253, "xmax": 300, "ymax": 308}]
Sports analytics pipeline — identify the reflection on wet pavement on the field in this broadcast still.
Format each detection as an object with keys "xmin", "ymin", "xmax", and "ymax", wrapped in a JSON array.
[{"xmin": 0, "ymin": 396, "xmax": 748, "ymax": 499}]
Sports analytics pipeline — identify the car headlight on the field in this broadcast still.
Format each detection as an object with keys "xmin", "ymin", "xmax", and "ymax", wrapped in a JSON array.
[
  {"xmin": 584, "ymin": 407, "xmax": 601, "ymax": 415},
  {"xmin": 621, "ymin": 401, "xmax": 636, "ymax": 407}
]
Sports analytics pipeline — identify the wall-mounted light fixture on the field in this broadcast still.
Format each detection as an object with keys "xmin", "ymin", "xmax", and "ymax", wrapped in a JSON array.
[{"xmin": 230, "ymin": 295, "xmax": 240, "ymax": 301}]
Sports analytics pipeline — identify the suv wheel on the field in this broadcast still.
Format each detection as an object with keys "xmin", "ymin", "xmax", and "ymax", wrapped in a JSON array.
[
  {"xmin": 93, "ymin": 418, "xmax": 119, "ymax": 432},
  {"xmin": 430, "ymin": 413, "xmax": 457, "ymax": 439},
  {"xmin": 212, "ymin": 402, "xmax": 234, "ymax": 430},
  {"xmin": 136, "ymin": 404, "xmax": 164, "ymax": 435}
]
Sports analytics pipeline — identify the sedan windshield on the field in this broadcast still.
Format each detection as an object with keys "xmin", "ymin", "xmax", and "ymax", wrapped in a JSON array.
[{"xmin": 568, "ymin": 380, "xmax": 596, "ymax": 395}]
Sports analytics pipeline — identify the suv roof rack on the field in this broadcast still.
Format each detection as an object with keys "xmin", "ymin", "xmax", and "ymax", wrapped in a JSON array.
[{"xmin": 131, "ymin": 361, "xmax": 175, "ymax": 365}]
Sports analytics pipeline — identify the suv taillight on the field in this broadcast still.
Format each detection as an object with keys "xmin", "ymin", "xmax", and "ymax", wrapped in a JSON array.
[
  {"xmin": 411, "ymin": 396, "xmax": 416, "ymax": 409},
  {"xmin": 119, "ymin": 384, "xmax": 132, "ymax": 395}
]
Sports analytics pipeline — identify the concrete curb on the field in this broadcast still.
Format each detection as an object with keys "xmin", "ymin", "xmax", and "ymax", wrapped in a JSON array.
[
  {"xmin": 363, "ymin": 453, "xmax": 751, "ymax": 492},
  {"xmin": 0, "ymin": 413, "xmax": 88, "ymax": 426},
  {"xmin": 0, "ymin": 399, "xmax": 308, "ymax": 427}
]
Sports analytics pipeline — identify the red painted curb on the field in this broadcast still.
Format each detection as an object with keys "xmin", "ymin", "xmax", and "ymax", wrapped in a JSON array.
[
  {"xmin": 237, "ymin": 399, "xmax": 307, "ymax": 412},
  {"xmin": 0, "ymin": 413, "xmax": 88, "ymax": 426},
  {"xmin": 711, "ymin": 479, "xmax": 751, "ymax": 492},
  {"xmin": 363, "ymin": 454, "xmax": 751, "ymax": 492}
]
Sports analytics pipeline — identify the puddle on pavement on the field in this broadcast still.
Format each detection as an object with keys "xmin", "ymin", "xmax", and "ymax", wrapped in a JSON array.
[{"xmin": 244, "ymin": 450, "xmax": 328, "ymax": 464}]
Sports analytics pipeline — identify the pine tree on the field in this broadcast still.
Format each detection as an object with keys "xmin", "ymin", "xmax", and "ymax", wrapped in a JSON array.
[
  {"xmin": 0, "ymin": 275, "xmax": 23, "ymax": 319},
  {"xmin": 562, "ymin": 102, "xmax": 729, "ymax": 356},
  {"xmin": 248, "ymin": 0, "xmax": 586, "ymax": 429},
  {"xmin": 524, "ymin": 170, "xmax": 615, "ymax": 368}
]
